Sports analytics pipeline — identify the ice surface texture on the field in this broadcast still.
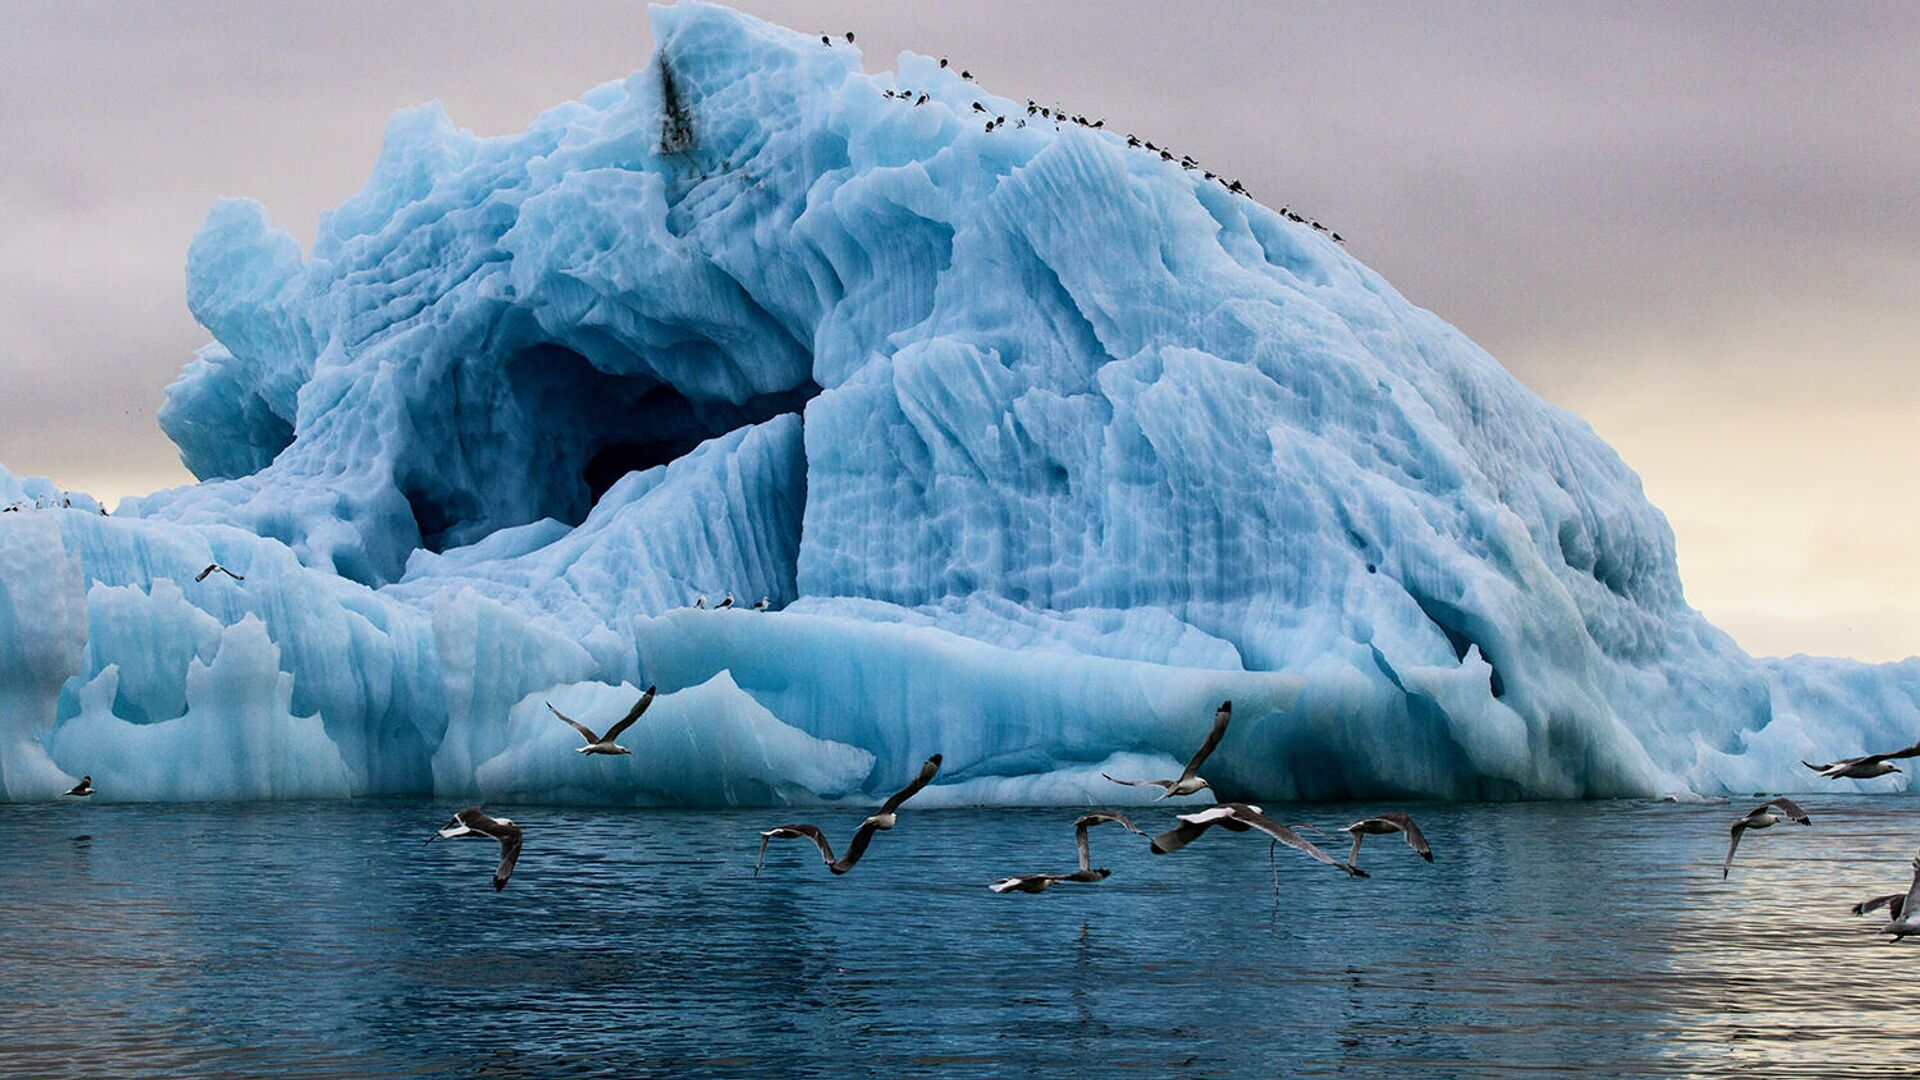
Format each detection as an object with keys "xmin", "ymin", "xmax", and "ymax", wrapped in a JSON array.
[{"xmin": 4, "ymin": 3, "xmax": 1916, "ymax": 803}]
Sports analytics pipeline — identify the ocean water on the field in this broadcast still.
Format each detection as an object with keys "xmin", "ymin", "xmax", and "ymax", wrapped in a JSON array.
[{"xmin": 2, "ymin": 795, "xmax": 1916, "ymax": 1078}]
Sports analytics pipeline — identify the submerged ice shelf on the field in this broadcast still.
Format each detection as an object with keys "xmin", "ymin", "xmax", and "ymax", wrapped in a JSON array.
[{"xmin": 4, "ymin": 3, "xmax": 1918, "ymax": 805}]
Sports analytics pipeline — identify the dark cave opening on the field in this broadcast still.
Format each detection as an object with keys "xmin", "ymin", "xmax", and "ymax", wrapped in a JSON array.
[{"xmin": 394, "ymin": 343, "xmax": 820, "ymax": 559}]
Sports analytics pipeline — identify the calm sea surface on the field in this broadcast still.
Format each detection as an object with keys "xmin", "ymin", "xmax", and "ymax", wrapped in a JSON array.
[{"xmin": 4, "ymin": 795, "xmax": 1918, "ymax": 1078}]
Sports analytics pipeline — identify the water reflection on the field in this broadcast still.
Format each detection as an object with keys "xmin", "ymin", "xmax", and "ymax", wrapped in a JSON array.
[{"xmin": 3, "ymin": 797, "xmax": 1919, "ymax": 1076}]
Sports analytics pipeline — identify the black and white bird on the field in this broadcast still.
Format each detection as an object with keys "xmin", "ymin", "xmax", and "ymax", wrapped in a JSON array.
[
  {"xmin": 1103, "ymin": 700, "xmax": 1231, "ymax": 798},
  {"xmin": 428, "ymin": 807, "xmax": 524, "ymax": 891},
  {"xmin": 546, "ymin": 685, "xmax": 656, "ymax": 755},
  {"xmin": 1722, "ymin": 797, "xmax": 1811, "ymax": 879},
  {"xmin": 939, "ymin": 56, "xmax": 949, "ymax": 69},
  {"xmin": 820, "ymin": 32, "xmax": 831, "ymax": 46},
  {"xmin": 1343, "ymin": 812, "xmax": 1432, "ymax": 869},
  {"xmin": 960, "ymin": 70, "xmax": 973, "ymax": 81},
  {"xmin": 716, "ymin": 592, "xmax": 735, "ymax": 609},
  {"xmin": 1857, "ymin": 857, "xmax": 1920, "ymax": 940},
  {"xmin": 756, "ymin": 754, "xmax": 943, "ymax": 875},
  {"xmin": 195, "ymin": 563, "xmax": 244, "ymax": 583},
  {"xmin": 1150, "ymin": 803, "xmax": 1366, "ymax": 877},
  {"xmin": 915, "ymin": 93, "xmax": 929, "ymax": 106},
  {"xmin": 844, "ymin": 31, "xmax": 855, "ymax": 43},
  {"xmin": 1803, "ymin": 740, "xmax": 1920, "ymax": 780},
  {"xmin": 989, "ymin": 811, "xmax": 1146, "ymax": 894},
  {"xmin": 62, "ymin": 775, "xmax": 94, "ymax": 798}
]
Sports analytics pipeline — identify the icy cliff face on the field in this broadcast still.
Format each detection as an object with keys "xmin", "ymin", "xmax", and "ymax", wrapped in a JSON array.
[{"xmin": 3, "ymin": 2, "xmax": 1915, "ymax": 804}]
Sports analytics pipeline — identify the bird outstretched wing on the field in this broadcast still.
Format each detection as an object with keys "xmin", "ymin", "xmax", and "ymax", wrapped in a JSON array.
[
  {"xmin": 755, "ymin": 823, "xmax": 835, "ymax": 875},
  {"xmin": 1765, "ymin": 797, "xmax": 1811, "ymax": 825},
  {"xmin": 545, "ymin": 703, "xmax": 600, "ymax": 744},
  {"xmin": 493, "ymin": 827, "xmax": 523, "ymax": 891},
  {"xmin": 1150, "ymin": 806, "xmax": 1238, "ymax": 855},
  {"xmin": 1723, "ymin": 822, "xmax": 1747, "ymax": 879},
  {"xmin": 1179, "ymin": 701, "xmax": 1232, "ymax": 781},
  {"xmin": 603, "ymin": 685, "xmax": 657, "ymax": 742},
  {"xmin": 1377, "ymin": 812, "xmax": 1433, "ymax": 861},
  {"xmin": 877, "ymin": 754, "xmax": 943, "ymax": 815},
  {"xmin": 1231, "ymin": 806, "xmax": 1365, "ymax": 876}
]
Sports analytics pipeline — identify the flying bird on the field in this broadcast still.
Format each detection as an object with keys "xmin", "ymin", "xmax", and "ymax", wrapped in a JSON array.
[
  {"xmin": 989, "ymin": 811, "xmax": 1147, "ymax": 894},
  {"xmin": 1150, "ymin": 803, "xmax": 1366, "ymax": 877},
  {"xmin": 1803, "ymin": 740, "xmax": 1920, "ymax": 780},
  {"xmin": 195, "ymin": 563, "xmax": 243, "ymax": 582},
  {"xmin": 756, "ymin": 754, "xmax": 943, "ymax": 875},
  {"xmin": 1861, "ymin": 857, "xmax": 1920, "ymax": 941},
  {"xmin": 1343, "ymin": 813, "xmax": 1432, "ymax": 869},
  {"xmin": 1722, "ymin": 797, "xmax": 1810, "ymax": 879},
  {"xmin": 62, "ymin": 775, "xmax": 94, "ymax": 798},
  {"xmin": 546, "ymin": 685, "xmax": 656, "ymax": 755},
  {"xmin": 1103, "ymin": 700, "xmax": 1231, "ymax": 798},
  {"xmin": 428, "ymin": 807, "xmax": 524, "ymax": 891}
]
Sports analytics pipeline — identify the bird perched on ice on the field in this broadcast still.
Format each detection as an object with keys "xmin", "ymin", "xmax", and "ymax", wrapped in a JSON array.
[
  {"xmin": 989, "ymin": 811, "xmax": 1146, "ymax": 893},
  {"xmin": 939, "ymin": 56, "xmax": 949, "ymax": 68},
  {"xmin": 195, "ymin": 563, "xmax": 244, "ymax": 582},
  {"xmin": 1150, "ymin": 803, "xmax": 1366, "ymax": 877},
  {"xmin": 1856, "ymin": 857, "xmax": 1920, "ymax": 941},
  {"xmin": 1802, "ymin": 740, "xmax": 1920, "ymax": 780},
  {"xmin": 428, "ymin": 807, "xmax": 523, "ymax": 891},
  {"xmin": 1343, "ymin": 813, "xmax": 1433, "ymax": 870},
  {"xmin": 819, "ymin": 32, "xmax": 830, "ymax": 46},
  {"xmin": 716, "ymin": 592, "xmax": 735, "ymax": 609},
  {"xmin": 752, "ymin": 596, "xmax": 770, "ymax": 611},
  {"xmin": 546, "ymin": 685, "xmax": 656, "ymax": 755},
  {"xmin": 914, "ymin": 93, "xmax": 928, "ymax": 106},
  {"xmin": 693, "ymin": 595, "xmax": 707, "ymax": 609},
  {"xmin": 756, "ymin": 755, "xmax": 942, "ymax": 875},
  {"xmin": 62, "ymin": 775, "xmax": 94, "ymax": 798},
  {"xmin": 1722, "ymin": 797, "xmax": 1810, "ymax": 879},
  {"xmin": 844, "ymin": 31, "xmax": 854, "ymax": 43},
  {"xmin": 1103, "ymin": 700, "xmax": 1231, "ymax": 798}
]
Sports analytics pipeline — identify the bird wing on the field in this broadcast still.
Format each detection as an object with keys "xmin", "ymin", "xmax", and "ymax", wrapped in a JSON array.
[
  {"xmin": 195, "ymin": 565, "xmax": 215, "ymax": 582},
  {"xmin": 1897, "ymin": 857, "xmax": 1920, "ymax": 924},
  {"xmin": 1869, "ymin": 740, "xmax": 1920, "ymax": 764},
  {"xmin": 989, "ymin": 874, "xmax": 1064, "ymax": 893},
  {"xmin": 831, "ymin": 820, "xmax": 881, "ymax": 874},
  {"xmin": 1765, "ymin": 797, "xmax": 1811, "ymax": 825},
  {"xmin": 1150, "ymin": 806, "xmax": 1237, "ymax": 854},
  {"xmin": 756, "ymin": 823, "xmax": 835, "ymax": 873},
  {"xmin": 1075, "ymin": 824, "xmax": 1092, "ymax": 874},
  {"xmin": 1179, "ymin": 701, "xmax": 1233, "ymax": 781},
  {"xmin": 1231, "ymin": 806, "xmax": 1361, "ymax": 874},
  {"xmin": 1100, "ymin": 774, "xmax": 1172, "ymax": 792},
  {"xmin": 493, "ymin": 826, "xmax": 523, "ymax": 891},
  {"xmin": 545, "ymin": 703, "xmax": 601, "ymax": 744},
  {"xmin": 1853, "ymin": 892, "xmax": 1907, "ymax": 917},
  {"xmin": 877, "ymin": 754, "xmax": 943, "ymax": 815},
  {"xmin": 1723, "ymin": 822, "xmax": 1747, "ymax": 879},
  {"xmin": 1378, "ymin": 812, "xmax": 1433, "ymax": 861},
  {"xmin": 603, "ymin": 685, "xmax": 657, "ymax": 742},
  {"xmin": 1073, "ymin": 811, "xmax": 1146, "ymax": 835}
]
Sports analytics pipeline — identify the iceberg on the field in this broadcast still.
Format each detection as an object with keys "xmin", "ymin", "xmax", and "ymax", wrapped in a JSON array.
[{"xmin": 3, "ymin": 1, "xmax": 1915, "ymax": 805}]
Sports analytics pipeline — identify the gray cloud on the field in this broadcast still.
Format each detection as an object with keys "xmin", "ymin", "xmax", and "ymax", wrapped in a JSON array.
[{"xmin": 1, "ymin": 2, "xmax": 1914, "ymax": 657}]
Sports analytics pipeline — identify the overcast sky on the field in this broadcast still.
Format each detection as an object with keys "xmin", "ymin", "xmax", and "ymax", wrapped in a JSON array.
[{"xmin": 2, "ymin": 1, "xmax": 1915, "ymax": 660}]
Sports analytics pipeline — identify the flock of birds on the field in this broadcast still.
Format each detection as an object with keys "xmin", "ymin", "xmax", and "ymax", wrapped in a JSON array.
[
  {"xmin": 37, "ymin": 556, "xmax": 1920, "ymax": 938},
  {"xmin": 687, "ymin": 591, "xmax": 770, "ymax": 611},
  {"xmin": 1718, "ymin": 739, "xmax": 1920, "ymax": 941},
  {"xmin": 822, "ymin": 30, "xmax": 1346, "ymax": 243},
  {"xmin": 3, "ymin": 495, "xmax": 106, "ymax": 514}
]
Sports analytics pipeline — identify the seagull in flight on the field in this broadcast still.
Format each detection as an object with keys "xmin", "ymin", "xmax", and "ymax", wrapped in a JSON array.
[
  {"xmin": 1859, "ymin": 856, "xmax": 1920, "ymax": 941},
  {"xmin": 1803, "ymin": 740, "xmax": 1920, "ymax": 780},
  {"xmin": 1150, "ymin": 803, "xmax": 1366, "ymax": 877},
  {"xmin": 61, "ymin": 775, "xmax": 94, "ymax": 798},
  {"xmin": 546, "ymin": 685, "xmax": 656, "ymax": 755},
  {"xmin": 195, "ymin": 563, "xmax": 244, "ymax": 582},
  {"xmin": 1104, "ymin": 700, "xmax": 1231, "ymax": 798},
  {"xmin": 756, "ymin": 754, "xmax": 943, "ymax": 875},
  {"xmin": 428, "ymin": 807, "xmax": 524, "ymax": 891},
  {"xmin": 989, "ymin": 811, "xmax": 1146, "ymax": 893},
  {"xmin": 1722, "ymin": 797, "xmax": 1810, "ymax": 879},
  {"xmin": 1343, "ymin": 812, "xmax": 1432, "ymax": 869}
]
